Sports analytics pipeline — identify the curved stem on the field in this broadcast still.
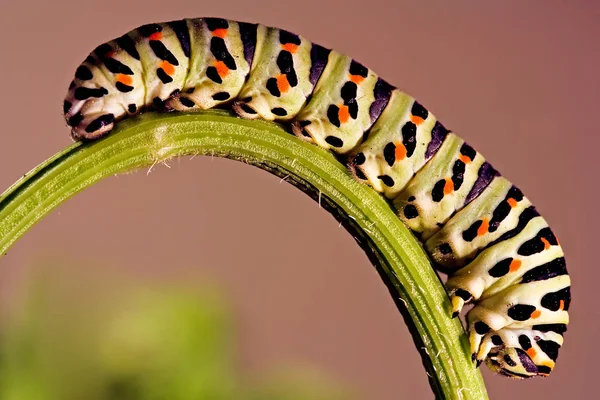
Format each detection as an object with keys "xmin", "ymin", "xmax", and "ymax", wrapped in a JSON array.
[{"xmin": 0, "ymin": 110, "xmax": 488, "ymax": 399}]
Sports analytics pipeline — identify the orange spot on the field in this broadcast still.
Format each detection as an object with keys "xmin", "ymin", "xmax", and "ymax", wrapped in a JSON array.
[
  {"xmin": 116, "ymin": 74, "xmax": 133, "ymax": 85},
  {"xmin": 160, "ymin": 61, "xmax": 175, "ymax": 76},
  {"xmin": 541, "ymin": 237, "xmax": 551, "ymax": 250},
  {"xmin": 443, "ymin": 178, "xmax": 454, "ymax": 195},
  {"xmin": 212, "ymin": 28, "xmax": 228, "ymax": 38},
  {"xmin": 526, "ymin": 348, "xmax": 537, "ymax": 359},
  {"xmin": 338, "ymin": 105, "xmax": 350, "ymax": 123},
  {"xmin": 559, "ymin": 299, "xmax": 565, "ymax": 310},
  {"xmin": 509, "ymin": 259, "xmax": 522, "ymax": 272},
  {"xmin": 213, "ymin": 61, "xmax": 229, "ymax": 78},
  {"xmin": 349, "ymin": 74, "xmax": 365, "ymax": 84},
  {"xmin": 149, "ymin": 32, "xmax": 162, "ymax": 41},
  {"xmin": 507, "ymin": 198, "xmax": 518, "ymax": 208},
  {"xmin": 477, "ymin": 218, "xmax": 489, "ymax": 236},
  {"xmin": 459, "ymin": 155, "xmax": 471, "ymax": 164},
  {"xmin": 530, "ymin": 310, "xmax": 542, "ymax": 319},
  {"xmin": 276, "ymin": 74, "xmax": 290, "ymax": 93},
  {"xmin": 394, "ymin": 142, "xmax": 407, "ymax": 161},
  {"xmin": 281, "ymin": 43, "xmax": 298, "ymax": 53},
  {"xmin": 411, "ymin": 115, "xmax": 425, "ymax": 125}
]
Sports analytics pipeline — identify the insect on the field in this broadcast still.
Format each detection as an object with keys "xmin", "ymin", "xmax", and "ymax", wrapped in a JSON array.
[{"xmin": 63, "ymin": 18, "xmax": 570, "ymax": 379}]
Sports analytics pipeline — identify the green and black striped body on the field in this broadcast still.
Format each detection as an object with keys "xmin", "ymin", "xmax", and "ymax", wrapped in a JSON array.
[{"xmin": 63, "ymin": 17, "xmax": 570, "ymax": 379}]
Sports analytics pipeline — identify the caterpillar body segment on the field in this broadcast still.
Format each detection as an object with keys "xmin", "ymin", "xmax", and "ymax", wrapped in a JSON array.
[
  {"xmin": 63, "ymin": 17, "xmax": 570, "ymax": 379},
  {"xmin": 348, "ymin": 90, "xmax": 440, "ymax": 199}
]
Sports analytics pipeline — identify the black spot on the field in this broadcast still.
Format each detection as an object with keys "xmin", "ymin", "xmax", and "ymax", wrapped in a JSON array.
[
  {"xmin": 63, "ymin": 100, "xmax": 72, "ymax": 114},
  {"xmin": 169, "ymin": 89, "xmax": 180, "ymax": 98},
  {"xmin": 354, "ymin": 168, "xmax": 367, "ymax": 181},
  {"xmin": 127, "ymin": 104, "xmax": 137, "ymax": 113},
  {"xmin": 541, "ymin": 287, "xmax": 570, "ymax": 311},
  {"xmin": 157, "ymin": 68, "xmax": 173, "ymax": 84},
  {"xmin": 519, "ymin": 335, "xmax": 532, "ymax": 350},
  {"xmin": 116, "ymin": 34, "xmax": 140, "ymax": 60},
  {"xmin": 340, "ymin": 81, "xmax": 358, "ymax": 102},
  {"xmin": 488, "ymin": 258, "xmax": 513, "ymax": 278},
  {"xmin": 210, "ymin": 37, "xmax": 236, "ymax": 69},
  {"xmin": 537, "ymin": 339, "xmax": 560, "ymax": 361},
  {"xmin": 537, "ymin": 365, "xmax": 552, "ymax": 374},
  {"xmin": 74, "ymin": 87, "xmax": 108, "ymax": 100},
  {"xmin": 431, "ymin": 179, "xmax": 447, "ymax": 202},
  {"xmin": 103, "ymin": 58, "xmax": 134, "ymax": 75},
  {"xmin": 325, "ymin": 136, "xmax": 344, "ymax": 148},
  {"xmin": 115, "ymin": 82, "xmax": 134, "ymax": 93},
  {"xmin": 521, "ymin": 257, "xmax": 567, "ymax": 283},
  {"xmin": 327, "ymin": 105, "xmax": 341, "ymax": 127},
  {"xmin": 168, "ymin": 20, "xmax": 191, "ymax": 58},
  {"xmin": 533, "ymin": 324, "xmax": 567, "ymax": 334},
  {"xmin": 266, "ymin": 77, "xmax": 281, "ymax": 97},
  {"xmin": 75, "ymin": 65, "xmax": 93, "ymax": 80},
  {"xmin": 94, "ymin": 43, "xmax": 113, "ymax": 57},
  {"xmin": 378, "ymin": 175, "xmax": 395, "ymax": 187},
  {"xmin": 149, "ymin": 40, "xmax": 179, "ymax": 65},
  {"xmin": 460, "ymin": 143, "xmax": 477, "ymax": 161},
  {"xmin": 279, "ymin": 30, "xmax": 301, "ymax": 45},
  {"xmin": 271, "ymin": 107, "xmax": 287, "ymax": 116},
  {"xmin": 408, "ymin": 196, "xmax": 415, "ymax": 202},
  {"xmin": 439, "ymin": 243, "xmax": 452, "ymax": 255},
  {"xmin": 205, "ymin": 18, "xmax": 228, "ymax": 31},
  {"xmin": 138, "ymin": 23, "xmax": 162, "ymax": 37},
  {"xmin": 451, "ymin": 159, "xmax": 466, "ymax": 190},
  {"xmin": 518, "ymin": 227, "xmax": 558, "ymax": 256},
  {"xmin": 383, "ymin": 142, "xmax": 396, "ymax": 166},
  {"xmin": 474, "ymin": 322, "xmax": 490, "ymax": 335},
  {"xmin": 403, "ymin": 204, "xmax": 419, "ymax": 219},
  {"xmin": 152, "ymin": 97, "xmax": 164, "ymax": 108},
  {"xmin": 491, "ymin": 335, "xmax": 503, "ymax": 346},
  {"xmin": 85, "ymin": 113, "xmax": 114, "ymax": 133},
  {"xmin": 352, "ymin": 152, "xmax": 366, "ymax": 166},
  {"xmin": 349, "ymin": 60, "xmax": 368, "ymax": 77},
  {"xmin": 212, "ymin": 92, "xmax": 230, "ymax": 101},
  {"xmin": 186, "ymin": 87, "xmax": 195, "ymax": 94},
  {"xmin": 454, "ymin": 289, "xmax": 472, "ymax": 301},
  {"xmin": 68, "ymin": 112, "xmax": 83, "ymax": 127},
  {"xmin": 411, "ymin": 101, "xmax": 429, "ymax": 120},
  {"xmin": 507, "ymin": 304, "xmax": 536, "ymax": 321},
  {"xmin": 503, "ymin": 355, "xmax": 517, "ymax": 367},
  {"xmin": 206, "ymin": 66, "xmax": 222, "ymax": 84},
  {"xmin": 238, "ymin": 103, "xmax": 257, "ymax": 115},
  {"xmin": 401, "ymin": 122, "xmax": 417, "ymax": 158},
  {"xmin": 462, "ymin": 220, "xmax": 484, "ymax": 242},
  {"xmin": 179, "ymin": 97, "xmax": 196, "ymax": 108}
]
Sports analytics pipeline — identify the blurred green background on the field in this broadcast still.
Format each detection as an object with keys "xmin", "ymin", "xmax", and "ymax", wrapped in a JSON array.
[{"xmin": 0, "ymin": 261, "xmax": 357, "ymax": 400}]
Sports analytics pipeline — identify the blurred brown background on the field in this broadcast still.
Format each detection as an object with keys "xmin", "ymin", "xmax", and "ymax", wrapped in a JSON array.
[{"xmin": 0, "ymin": 1, "xmax": 597, "ymax": 399}]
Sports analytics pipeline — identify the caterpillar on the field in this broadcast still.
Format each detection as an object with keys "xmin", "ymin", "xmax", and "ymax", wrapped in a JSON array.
[{"xmin": 63, "ymin": 17, "xmax": 570, "ymax": 379}]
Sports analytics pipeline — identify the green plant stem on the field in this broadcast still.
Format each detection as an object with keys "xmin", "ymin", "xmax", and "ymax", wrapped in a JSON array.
[{"xmin": 0, "ymin": 110, "xmax": 488, "ymax": 399}]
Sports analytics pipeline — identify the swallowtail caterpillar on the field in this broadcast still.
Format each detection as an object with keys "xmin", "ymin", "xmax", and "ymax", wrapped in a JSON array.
[{"xmin": 63, "ymin": 17, "xmax": 570, "ymax": 379}]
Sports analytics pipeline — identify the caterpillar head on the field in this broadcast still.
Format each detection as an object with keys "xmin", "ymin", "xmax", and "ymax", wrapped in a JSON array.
[{"xmin": 486, "ymin": 346, "xmax": 551, "ymax": 379}]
